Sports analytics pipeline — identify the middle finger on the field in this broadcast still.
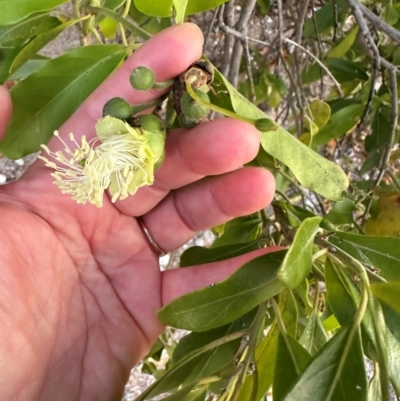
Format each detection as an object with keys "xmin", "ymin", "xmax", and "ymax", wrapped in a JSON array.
[{"xmin": 114, "ymin": 118, "xmax": 260, "ymax": 216}]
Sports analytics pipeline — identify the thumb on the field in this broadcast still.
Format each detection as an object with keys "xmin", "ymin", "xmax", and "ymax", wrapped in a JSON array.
[{"xmin": 0, "ymin": 86, "xmax": 12, "ymax": 141}]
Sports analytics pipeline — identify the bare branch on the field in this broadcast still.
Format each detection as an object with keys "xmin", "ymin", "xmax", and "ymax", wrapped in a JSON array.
[
  {"xmin": 359, "ymin": 3, "xmax": 400, "ymax": 46},
  {"xmin": 283, "ymin": 38, "xmax": 344, "ymax": 97}
]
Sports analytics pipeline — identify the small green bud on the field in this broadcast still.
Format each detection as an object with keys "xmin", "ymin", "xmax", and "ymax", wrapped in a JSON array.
[
  {"xmin": 103, "ymin": 97, "xmax": 132, "ymax": 120},
  {"xmin": 131, "ymin": 114, "xmax": 165, "ymax": 136},
  {"xmin": 130, "ymin": 66, "xmax": 155, "ymax": 91},
  {"xmin": 254, "ymin": 118, "xmax": 277, "ymax": 132},
  {"xmin": 180, "ymin": 89, "xmax": 210, "ymax": 120}
]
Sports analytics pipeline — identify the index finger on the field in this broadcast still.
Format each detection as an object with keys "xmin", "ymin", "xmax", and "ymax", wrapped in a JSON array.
[{"xmin": 52, "ymin": 23, "xmax": 203, "ymax": 146}]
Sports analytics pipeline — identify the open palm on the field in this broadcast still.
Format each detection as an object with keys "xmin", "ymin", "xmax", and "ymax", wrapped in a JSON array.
[{"xmin": 0, "ymin": 24, "xmax": 276, "ymax": 401}]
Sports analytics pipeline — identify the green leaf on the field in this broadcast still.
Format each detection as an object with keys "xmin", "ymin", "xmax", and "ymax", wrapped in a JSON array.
[
  {"xmin": 273, "ymin": 334, "xmax": 311, "ymax": 401},
  {"xmin": 325, "ymin": 198, "xmax": 356, "ymax": 225},
  {"xmin": 8, "ymin": 57, "xmax": 48, "ymax": 80},
  {"xmin": 10, "ymin": 17, "xmax": 87, "ymax": 74},
  {"xmin": 237, "ymin": 292, "xmax": 295, "ymax": 401},
  {"xmin": 134, "ymin": 329, "xmax": 244, "ymax": 401},
  {"xmin": 172, "ymin": 0, "xmax": 189, "ymax": 23},
  {"xmin": 329, "ymin": 232, "xmax": 400, "ymax": 281},
  {"xmin": 211, "ymin": 217, "xmax": 261, "ymax": 247},
  {"xmin": 284, "ymin": 325, "xmax": 367, "ymax": 401},
  {"xmin": 158, "ymin": 251, "xmax": 286, "ymax": 331},
  {"xmin": 361, "ymin": 107, "xmax": 392, "ymax": 174},
  {"xmin": 325, "ymin": 58, "xmax": 369, "ymax": 82},
  {"xmin": 134, "ymin": 0, "xmax": 229, "ymax": 17},
  {"xmin": 197, "ymin": 67, "xmax": 349, "ymax": 200},
  {"xmin": 313, "ymin": 103, "xmax": 364, "ymax": 146},
  {"xmin": 371, "ymin": 282, "xmax": 400, "ymax": 314},
  {"xmin": 0, "ymin": 46, "xmax": 23, "ymax": 84},
  {"xmin": 0, "ymin": 0, "xmax": 68, "ymax": 25},
  {"xmin": 367, "ymin": 374, "xmax": 382, "ymax": 401},
  {"xmin": 180, "ymin": 241, "xmax": 261, "ymax": 267},
  {"xmin": 308, "ymin": 99, "xmax": 331, "ymax": 130},
  {"xmin": 0, "ymin": 14, "xmax": 59, "ymax": 46},
  {"xmin": 171, "ymin": 313, "xmax": 254, "ymax": 385},
  {"xmin": 185, "ymin": 0, "xmax": 230, "ymax": 15},
  {"xmin": 0, "ymin": 44, "xmax": 128, "ymax": 159},
  {"xmin": 327, "ymin": 26, "xmax": 359, "ymax": 59},
  {"xmin": 303, "ymin": 0, "xmax": 349, "ymax": 37},
  {"xmin": 387, "ymin": 329, "xmax": 400, "ymax": 396},
  {"xmin": 278, "ymin": 217, "xmax": 322, "ymax": 289},
  {"xmin": 325, "ymin": 258, "xmax": 357, "ymax": 325},
  {"xmin": 299, "ymin": 309, "xmax": 329, "ymax": 356}
]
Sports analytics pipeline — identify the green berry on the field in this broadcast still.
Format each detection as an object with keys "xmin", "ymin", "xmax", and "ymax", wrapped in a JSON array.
[
  {"xmin": 130, "ymin": 66, "xmax": 155, "ymax": 91},
  {"xmin": 102, "ymin": 97, "xmax": 132, "ymax": 121},
  {"xmin": 131, "ymin": 114, "xmax": 165, "ymax": 135},
  {"xmin": 180, "ymin": 89, "xmax": 210, "ymax": 120},
  {"xmin": 178, "ymin": 113, "xmax": 198, "ymax": 129}
]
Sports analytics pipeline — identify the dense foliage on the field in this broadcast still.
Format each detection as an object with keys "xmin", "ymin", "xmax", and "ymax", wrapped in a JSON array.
[{"xmin": 1, "ymin": 0, "xmax": 400, "ymax": 400}]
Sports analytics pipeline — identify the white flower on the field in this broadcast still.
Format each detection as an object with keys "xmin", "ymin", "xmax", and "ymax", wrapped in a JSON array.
[{"xmin": 39, "ymin": 116, "xmax": 166, "ymax": 207}]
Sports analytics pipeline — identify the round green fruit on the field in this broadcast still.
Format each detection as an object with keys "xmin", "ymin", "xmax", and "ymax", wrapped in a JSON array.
[
  {"xmin": 102, "ymin": 97, "xmax": 132, "ymax": 120},
  {"xmin": 180, "ymin": 89, "xmax": 210, "ymax": 120},
  {"xmin": 131, "ymin": 114, "xmax": 165, "ymax": 135},
  {"xmin": 130, "ymin": 66, "xmax": 155, "ymax": 91}
]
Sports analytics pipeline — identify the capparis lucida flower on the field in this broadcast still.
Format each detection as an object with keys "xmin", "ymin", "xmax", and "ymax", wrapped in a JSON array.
[{"xmin": 39, "ymin": 115, "xmax": 166, "ymax": 208}]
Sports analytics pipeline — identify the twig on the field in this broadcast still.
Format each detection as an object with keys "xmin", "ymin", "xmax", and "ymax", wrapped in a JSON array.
[
  {"xmin": 276, "ymin": 0, "xmax": 283, "ymax": 74},
  {"xmin": 374, "ymin": 68, "xmax": 398, "ymax": 187},
  {"xmin": 359, "ymin": 3, "xmax": 400, "ymax": 46},
  {"xmin": 243, "ymin": 38, "xmax": 256, "ymax": 103},
  {"xmin": 228, "ymin": 0, "xmax": 258, "ymax": 87},
  {"xmin": 221, "ymin": 1, "xmax": 235, "ymax": 76},
  {"xmin": 284, "ymin": 38, "xmax": 344, "ymax": 97},
  {"xmin": 347, "ymin": 0, "xmax": 381, "ymax": 125},
  {"xmin": 204, "ymin": 7, "xmax": 219, "ymax": 49}
]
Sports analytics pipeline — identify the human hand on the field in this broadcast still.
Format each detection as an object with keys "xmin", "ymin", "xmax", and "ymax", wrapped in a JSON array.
[{"xmin": 0, "ymin": 23, "xmax": 276, "ymax": 401}]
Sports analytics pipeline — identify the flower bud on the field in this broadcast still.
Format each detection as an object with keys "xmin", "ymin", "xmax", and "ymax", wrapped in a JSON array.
[
  {"xmin": 180, "ymin": 89, "xmax": 210, "ymax": 120},
  {"xmin": 103, "ymin": 97, "xmax": 132, "ymax": 120},
  {"xmin": 130, "ymin": 66, "xmax": 155, "ymax": 91}
]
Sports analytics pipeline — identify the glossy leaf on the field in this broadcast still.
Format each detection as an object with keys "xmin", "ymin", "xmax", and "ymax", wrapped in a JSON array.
[
  {"xmin": 0, "ymin": 46, "xmax": 23, "ymax": 84},
  {"xmin": 158, "ymin": 252, "xmax": 286, "ymax": 331},
  {"xmin": 284, "ymin": 325, "xmax": 367, "ymax": 401},
  {"xmin": 313, "ymin": 103, "xmax": 365, "ymax": 145},
  {"xmin": 0, "ymin": 14, "xmax": 59, "ymax": 46},
  {"xmin": 325, "ymin": 198, "xmax": 356, "ymax": 225},
  {"xmin": 10, "ymin": 18, "xmax": 87, "ymax": 74},
  {"xmin": 327, "ymin": 26, "xmax": 359, "ymax": 59},
  {"xmin": 367, "ymin": 374, "xmax": 382, "ymax": 401},
  {"xmin": 134, "ymin": 0, "xmax": 228, "ymax": 17},
  {"xmin": 180, "ymin": 241, "xmax": 261, "ymax": 267},
  {"xmin": 237, "ymin": 292, "xmax": 295, "ymax": 401},
  {"xmin": 325, "ymin": 58, "xmax": 369, "ymax": 82},
  {"xmin": 325, "ymin": 258, "xmax": 357, "ymax": 325},
  {"xmin": 387, "ymin": 329, "xmax": 400, "ymax": 396},
  {"xmin": 213, "ymin": 69, "xmax": 349, "ymax": 200},
  {"xmin": 278, "ymin": 217, "xmax": 322, "ymax": 289},
  {"xmin": 0, "ymin": 45, "xmax": 128, "ymax": 159},
  {"xmin": 361, "ymin": 107, "xmax": 392, "ymax": 174},
  {"xmin": 211, "ymin": 217, "xmax": 261, "ymax": 248},
  {"xmin": 171, "ymin": 314, "xmax": 254, "ymax": 384},
  {"xmin": 273, "ymin": 334, "xmax": 311, "ymax": 401},
  {"xmin": 0, "ymin": 0, "xmax": 68, "ymax": 25},
  {"xmin": 308, "ymin": 99, "xmax": 331, "ymax": 130},
  {"xmin": 299, "ymin": 309, "xmax": 329, "ymax": 356},
  {"xmin": 329, "ymin": 232, "xmax": 400, "ymax": 281},
  {"xmin": 172, "ymin": 0, "xmax": 189, "ymax": 23},
  {"xmin": 303, "ymin": 0, "xmax": 349, "ymax": 37},
  {"xmin": 371, "ymin": 282, "xmax": 400, "ymax": 314}
]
